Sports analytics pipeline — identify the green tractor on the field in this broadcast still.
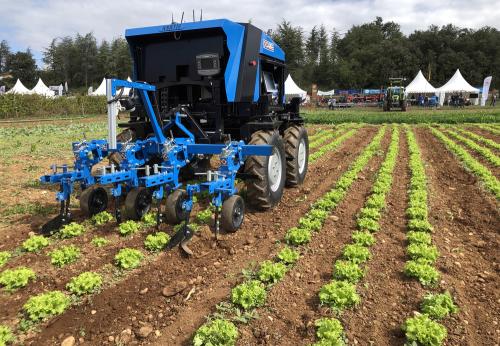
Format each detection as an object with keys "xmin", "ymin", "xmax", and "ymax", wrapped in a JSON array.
[{"xmin": 383, "ymin": 78, "xmax": 407, "ymax": 112}]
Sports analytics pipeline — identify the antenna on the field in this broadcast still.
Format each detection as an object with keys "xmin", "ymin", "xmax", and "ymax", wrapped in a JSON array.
[
  {"xmin": 200, "ymin": 9, "xmax": 203, "ymax": 21},
  {"xmin": 193, "ymin": 9, "xmax": 195, "ymax": 22},
  {"xmin": 171, "ymin": 13, "xmax": 174, "ymax": 24},
  {"xmin": 181, "ymin": 11, "xmax": 184, "ymax": 24}
]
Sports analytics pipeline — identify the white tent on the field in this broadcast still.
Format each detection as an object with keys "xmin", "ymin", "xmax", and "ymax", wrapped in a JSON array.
[
  {"xmin": 120, "ymin": 76, "xmax": 132, "ymax": 96},
  {"xmin": 90, "ymin": 78, "xmax": 106, "ymax": 96},
  {"xmin": 285, "ymin": 75, "xmax": 307, "ymax": 99},
  {"xmin": 31, "ymin": 78, "xmax": 55, "ymax": 97},
  {"xmin": 6, "ymin": 79, "xmax": 31, "ymax": 95},
  {"xmin": 437, "ymin": 69, "xmax": 479, "ymax": 93},
  {"xmin": 318, "ymin": 89, "xmax": 335, "ymax": 97},
  {"xmin": 405, "ymin": 70, "xmax": 436, "ymax": 94}
]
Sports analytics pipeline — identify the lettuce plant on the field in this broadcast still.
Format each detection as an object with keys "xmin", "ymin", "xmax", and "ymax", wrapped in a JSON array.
[
  {"xmin": 23, "ymin": 291, "xmax": 70, "ymax": 321},
  {"xmin": 402, "ymin": 314, "xmax": 447, "ymax": 346},
  {"xmin": 277, "ymin": 246, "xmax": 300, "ymax": 265},
  {"xmin": 0, "ymin": 267, "xmax": 36, "ymax": 291},
  {"xmin": 115, "ymin": 248, "xmax": 143, "ymax": 269},
  {"xmin": 144, "ymin": 232, "xmax": 170, "ymax": 252},
  {"xmin": 49, "ymin": 245, "xmax": 80, "ymax": 267},
  {"xmin": 66, "ymin": 271, "xmax": 102, "ymax": 295},
  {"xmin": 193, "ymin": 319, "xmax": 238, "ymax": 346},
  {"xmin": 421, "ymin": 292, "xmax": 458, "ymax": 319},
  {"xmin": 231, "ymin": 280, "xmax": 266, "ymax": 310},
  {"xmin": 22, "ymin": 235, "xmax": 49, "ymax": 252},
  {"xmin": 319, "ymin": 280, "xmax": 360, "ymax": 312},
  {"xmin": 257, "ymin": 261, "xmax": 287, "ymax": 283}
]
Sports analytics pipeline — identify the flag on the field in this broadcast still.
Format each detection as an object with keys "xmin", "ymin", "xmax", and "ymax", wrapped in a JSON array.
[{"xmin": 481, "ymin": 76, "xmax": 492, "ymax": 106}]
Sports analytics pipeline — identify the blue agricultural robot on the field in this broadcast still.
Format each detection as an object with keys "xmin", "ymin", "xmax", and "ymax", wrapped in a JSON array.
[{"xmin": 40, "ymin": 19, "xmax": 309, "ymax": 252}]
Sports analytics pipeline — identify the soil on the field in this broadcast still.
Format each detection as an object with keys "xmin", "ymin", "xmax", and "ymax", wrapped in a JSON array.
[
  {"xmin": 236, "ymin": 129, "xmax": 392, "ymax": 345},
  {"xmin": 1, "ymin": 124, "xmax": 498, "ymax": 346},
  {"xmin": 465, "ymin": 126, "xmax": 500, "ymax": 144},
  {"xmin": 21, "ymin": 126, "xmax": 378, "ymax": 345},
  {"xmin": 415, "ymin": 128, "xmax": 499, "ymax": 346}
]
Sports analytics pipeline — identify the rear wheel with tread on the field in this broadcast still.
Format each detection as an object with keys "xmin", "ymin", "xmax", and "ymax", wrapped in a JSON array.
[
  {"xmin": 244, "ymin": 130, "xmax": 286, "ymax": 210},
  {"xmin": 284, "ymin": 125, "xmax": 309, "ymax": 186}
]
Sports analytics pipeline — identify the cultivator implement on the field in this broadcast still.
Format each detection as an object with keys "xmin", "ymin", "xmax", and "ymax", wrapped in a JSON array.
[{"xmin": 40, "ymin": 79, "xmax": 272, "ymax": 253}]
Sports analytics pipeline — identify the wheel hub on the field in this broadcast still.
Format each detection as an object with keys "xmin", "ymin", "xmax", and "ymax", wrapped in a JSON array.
[
  {"xmin": 268, "ymin": 148, "xmax": 282, "ymax": 192},
  {"xmin": 298, "ymin": 139, "xmax": 306, "ymax": 174}
]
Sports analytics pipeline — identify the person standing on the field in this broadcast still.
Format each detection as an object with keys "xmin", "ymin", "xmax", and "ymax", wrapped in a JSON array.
[{"xmin": 491, "ymin": 94, "xmax": 497, "ymax": 106}]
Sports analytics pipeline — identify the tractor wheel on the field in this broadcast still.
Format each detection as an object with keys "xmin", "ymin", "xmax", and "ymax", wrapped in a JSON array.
[
  {"xmin": 80, "ymin": 186, "xmax": 108, "ymax": 216},
  {"xmin": 401, "ymin": 101, "xmax": 407, "ymax": 112},
  {"xmin": 124, "ymin": 187, "xmax": 152, "ymax": 220},
  {"xmin": 165, "ymin": 189, "xmax": 189, "ymax": 225},
  {"xmin": 221, "ymin": 195, "xmax": 245, "ymax": 232},
  {"xmin": 284, "ymin": 125, "xmax": 309, "ymax": 187},
  {"xmin": 109, "ymin": 129, "xmax": 136, "ymax": 167},
  {"xmin": 244, "ymin": 130, "xmax": 286, "ymax": 210}
]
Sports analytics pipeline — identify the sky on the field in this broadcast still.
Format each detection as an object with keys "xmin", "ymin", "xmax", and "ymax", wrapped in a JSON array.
[{"xmin": 1, "ymin": 0, "xmax": 499, "ymax": 66}]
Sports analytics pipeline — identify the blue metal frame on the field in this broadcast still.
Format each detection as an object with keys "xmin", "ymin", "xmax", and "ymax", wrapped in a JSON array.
[{"xmin": 40, "ymin": 78, "xmax": 272, "ymax": 231}]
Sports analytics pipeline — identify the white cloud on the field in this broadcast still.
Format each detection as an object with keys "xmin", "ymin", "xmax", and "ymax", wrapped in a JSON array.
[{"xmin": 0, "ymin": 0, "xmax": 499, "ymax": 57}]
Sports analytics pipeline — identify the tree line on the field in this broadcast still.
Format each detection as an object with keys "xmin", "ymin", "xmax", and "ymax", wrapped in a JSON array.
[
  {"xmin": 1, "ymin": 17, "xmax": 499, "ymax": 92},
  {"xmin": 0, "ymin": 35, "xmax": 132, "ymax": 92},
  {"xmin": 271, "ymin": 17, "xmax": 499, "ymax": 91}
]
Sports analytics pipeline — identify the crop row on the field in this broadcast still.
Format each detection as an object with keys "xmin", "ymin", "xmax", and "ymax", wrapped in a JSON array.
[
  {"xmin": 443, "ymin": 128, "xmax": 500, "ymax": 167},
  {"xmin": 0, "ymin": 123, "xmax": 349, "ymax": 343},
  {"xmin": 311, "ymin": 126, "xmax": 399, "ymax": 345},
  {"xmin": 476, "ymin": 124, "xmax": 500, "ymax": 136},
  {"xmin": 430, "ymin": 127, "xmax": 500, "ymax": 199},
  {"xmin": 191, "ymin": 127, "xmax": 387, "ymax": 346},
  {"xmin": 309, "ymin": 128, "xmax": 338, "ymax": 149},
  {"xmin": 0, "ymin": 209, "xmax": 212, "ymax": 343},
  {"xmin": 456, "ymin": 127, "xmax": 500, "ymax": 150},
  {"xmin": 309, "ymin": 127, "xmax": 358, "ymax": 163},
  {"xmin": 402, "ymin": 128, "xmax": 458, "ymax": 346}
]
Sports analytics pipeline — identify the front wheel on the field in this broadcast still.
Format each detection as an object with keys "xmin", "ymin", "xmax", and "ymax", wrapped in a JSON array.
[
  {"xmin": 125, "ymin": 187, "xmax": 152, "ymax": 220},
  {"xmin": 284, "ymin": 125, "xmax": 309, "ymax": 187},
  {"xmin": 165, "ymin": 189, "xmax": 189, "ymax": 224},
  {"xmin": 80, "ymin": 186, "xmax": 108, "ymax": 216},
  {"xmin": 244, "ymin": 130, "xmax": 286, "ymax": 210},
  {"xmin": 221, "ymin": 195, "xmax": 245, "ymax": 232}
]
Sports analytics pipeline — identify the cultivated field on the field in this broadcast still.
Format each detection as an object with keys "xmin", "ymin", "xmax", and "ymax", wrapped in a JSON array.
[{"xmin": 0, "ymin": 114, "xmax": 499, "ymax": 346}]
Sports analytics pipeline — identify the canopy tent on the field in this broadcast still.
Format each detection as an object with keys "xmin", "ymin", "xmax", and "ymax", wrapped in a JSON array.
[
  {"xmin": 405, "ymin": 70, "xmax": 436, "ymax": 94},
  {"xmin": 90, "ymin": 78, "xmax": 106, "ymax": 96},
  {"xmin": 31, "ymin": 78, "xmax": 55, "ymax": 97},
  {"xmin": 285, "ymin": 74, "xmax": 307, "ymax": 99},
  {"xmin": 437, "ymin": 69, "xmax": 479, "ymax": 93},
  {"xmin": 317, "ymin": 89, "xmax": 335, "ymax": 97},
  {"xmin": 6, "ymin": 79, "xmax": 31, "ymax": 95},
  {"xmin": 120, "ymin": 76, "xmax": 132, "ymax": 96}
]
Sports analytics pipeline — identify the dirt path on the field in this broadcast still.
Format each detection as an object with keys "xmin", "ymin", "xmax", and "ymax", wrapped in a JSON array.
[
  {"xmin": 236, "ymin": 129, "xmax": 391, "ymax": 346},
  {"xmin": 27, "ymin": 127, "xmax": 377, "ymax": 346},
  {"xmin": 416, "ymin": 127, "xmax": 500, "ymax": 346},
  {"xmin": 340, "ymin": 129, "xmax": 412, "ymax": 345}
]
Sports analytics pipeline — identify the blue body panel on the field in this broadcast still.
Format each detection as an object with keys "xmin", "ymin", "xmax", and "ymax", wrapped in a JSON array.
[
  {"xmin": 125, "ymin": 19, "xmax": 284, "ymax": 103},
  {"xmin": 259, "ymin": 32, "xmax": 285, "ymax": 61},
  {"xmin": 126, "ymin": 19, "xmax": 245, "ymax": 102}
]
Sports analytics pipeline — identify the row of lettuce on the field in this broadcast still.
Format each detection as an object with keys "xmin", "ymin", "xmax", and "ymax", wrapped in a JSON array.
[
  {"xmin": 402, "ymin": 128, "xmax": 458, "ymax": 346},
  {"xmin": 192, "ymin": 127, "xmax": 384, "ymax": 346},
  {"xmin": 0, "ymin": 126, "xmax": 345, "ymax": 345},
  {"xmin": 0, "ymin": 209, "xmax": 211, "ymax": 345}
]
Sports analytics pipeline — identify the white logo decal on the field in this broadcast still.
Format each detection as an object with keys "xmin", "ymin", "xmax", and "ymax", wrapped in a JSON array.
[{"xmin": 263, "ymin": 39, "xmax": 275, "ymax": 52}]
